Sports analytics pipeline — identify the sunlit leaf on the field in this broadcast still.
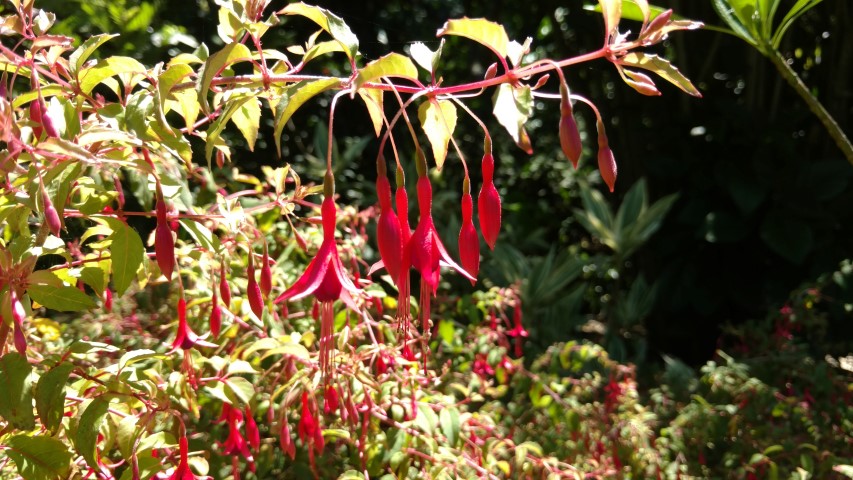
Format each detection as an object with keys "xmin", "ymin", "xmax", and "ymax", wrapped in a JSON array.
[
  {"xmin": 78, "ymin": 56, "xmax": 146, "ymax": 95},
  {"xmin": 619, "ymin": 52, "xmax": 701, "ymax": 97},
  {"xmin": 5, "ymin": 435, "xmax": 71, "ymax": 480},
  {"xmin": 272, "ymin": 78, "xmax": 339, "ymax": 155},
  {"xmin": 418, "ymin": 99, "xmax": 457, "ymax": 170},
  {"xmin": 598, "ymin": 0, "xmax": 623, "ymax": 35},
  {"xmin": 357, "ymin": 88, "xmax": 384, "ymax": 137},
  {"xmin": 492, "ymin": 83, "xmax": 533, "ymax": 154},
  {"xmin": 103, "ymin": 218, "xmax": 144, "ymax": 296},
  {"xmin": 68, "ymin": 33, "xmax": 118, "ymax": 76},
  {"xmin": 196, "ymin": 42, "xmax": 253, "ymax": 114},
  {"xmin": 27, "ymin": 284, "xmax": 95, "ymax": 312},
  {"xmin": 353, "ymin": 53, "xmax": 419, "ymax": 91},
  {"xmin": 437, "ymin": 18, "xmax": 509, "ymax": 60},
  {"xmin": 279, "ymin": 2, "xmax": 359, "ymax": 60}
]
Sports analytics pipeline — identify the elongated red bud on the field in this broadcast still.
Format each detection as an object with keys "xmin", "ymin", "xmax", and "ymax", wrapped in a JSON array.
[
  {"xmin": 622, "ymin": 69, "xmax": 661, "ymax": 96},
  {"xmin": 376, "ymin": 176, "xmax": 403, "ymax": 284},
  {"xmin": 114, "ymin": 176, "xmax": 125, "ymax": 211},
  {"xmin": 10, "ymin": 289, "xmax": 27, "ymax": 354},
  {"xmin": 210, "ymin": 291, "xmax": 221, "ymax": 337},
  {"xmin": 219, "ymin": 264, "xmax": 231, "ymax": 308},
  {"xmin": 596, "ymin": 120, "xmax": 617, "ymax": 192},
  {"xmin": 458, "ymin": 184, "xmax": 479, "ymax": 283},
  {"xmin": 260, "ymin": 244, "xmax": 272, "ymax": 298},
  {"xmin": 280, "ymin": 416, "xmax": 295, "ymax": 459},
  {"xmin": 104, "ymin": 288, "xmax": 113, "ymax": 313},
  {"xmin": 40, "ymin": 106, "xmax": 59, "ymax": 138},
  {"xmin": 478, "ymin": 153, "xmax": 501, "ymax": 250},
  {"xmin": 324, "ymin": 385, "xmax": 339, "ymax": 415},
  {"xmin": 155, "ymin": 197, "xmax": 176, "ymax": 280},
  {"xmin": 43, "ymin": 190, "xmax": 61, "ymax": 237},
  {"xmin": 559, "ymin": 83, "xmax": 583, "ymax": 168},
  {"xmin": 247, "ymin": 253, "xmax": 264, "ymax": 319},
  {"xmin": 29, "ymin": 102, "xmax": 44, "ymax": 138},
  {"xmin": 643, "ymin": 9, "xmax": 673, "ymax": 37},
  {"xmin": 245, "ymin": 406, "xmax": 260, "ymax": 451}
]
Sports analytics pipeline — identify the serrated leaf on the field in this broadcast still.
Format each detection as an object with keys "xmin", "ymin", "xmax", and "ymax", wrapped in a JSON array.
[
  {"xmin": 353, "ymin": 53, "xmax": 418, "ymax": 91},
  {"xmin": 437, "ymin": 18, "xmax": 509, "ymax": 59},
  {"xmin": 272, "ymin": 78, "xmax": 339, "ymax": 155},
  {"xmin": 35, "ymin": 363, "xmax": 74, "ymax": 433},
  {"xmin": 27, "ymin": 285, "xmax": 95, "ymax": 312},
  {"xmin": 492, "ymin": 83, "xmax": 533, "ymax": 153},
  {"xmin": 279, "ymin": 3, "xmax": 359, "ymax": 60},
  {"xmin": 418, "ymin": 99, "xmax": 457, "ymax": 170},
  {"xmin": 439, "ymin": 407, "xmax": 460, "ymax": 447},
  {"xmin": 619, "ymin": 52, "xmax": 701, "ymax": 97},
  {"xmin": 410, "ymin": 41, "xmax": 445, "ymax": 73},
  {"xmin": 357, "ymin": 88, "xmax": 384, "ymax": 137},
  {"xmin": 157, "ymin": 63, "xmax": 193, "ymax": 120},
  {"xmin": 69, "ymin": 34, "xmax": 118, "ymax": 77},
  {"xmin": 197, "ymin": 43, "xmax": 253, "ymax": 114},
  {"xmin": 0, "ymin": 352, "xmax": 35, "ymax": 430},
  {"xmin": 76, "ymin": 398, "xmax": 110, "ymax": 470},
  {"xmin": 78, "ymin": 56, "xmax": 146, "ymax": 95},
  {"xmin": 103, "ymin": 218, "xmax": 144, "ymax": 296},
  {"xmin": 5, "ymin": 435, "xmax": 72, "ymax": 480},
  {"xmin": 231, "ymin": 96, "xmax": 261, "ymax": 151}
]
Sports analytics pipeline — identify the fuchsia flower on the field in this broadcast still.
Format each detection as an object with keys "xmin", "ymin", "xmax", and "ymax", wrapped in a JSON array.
[
  {"xmin": 297, "ymin": 391, "xmax": 324, "ymax": 455},
  {"xmin": 219, "ymin": 264, "xmax": 231, "ymax": 308},
  {"xmin": 259, "ymin": 244, "xmax": 272, "ymax": 298},
  {"xmin": 559, "ymin": 81, "xmax": 583, "ymax": 169},
  {"xmin": 478, "ymin": 153, "xmax": 502, "ymax": 250},
  {"xmin": 596, "ymin": 120, "xmax": 617, "ymax": 192},
  {"xmin": 274, "ymin": 193, "xmax": 361, "ymax": 379},
  {"xmin": 244, "ymin": 406, "xmax": 260, "ymax": 452},
  {"xmin": 506, "ymin": 297, "xmax": 528, "ymax": 358},
  {"xmin": 220, "ymin": 404, "xmax": 254, "ymax": 462},
  {"xmin": 246, "ymin": 254, "xmax": 264, "ymax": 319},
  {"xmin": 374, "ymin": 174, "xmax": 403, "ymax": 286},
  {"xmin": 209, "ymin": 291, "xmax": 221, "ymax": 338},
  {"xmin": 10, "ymin": 288, "xmax": 27, "ymax": 355},
  {"xmin": 323, "ymin": 385, "xmax": 339, "ymax": 415},
  {"xmin": 167, "ymin": 436, "xmax": 202, "ymax": 480},
  {"xmin": 155, "ymin": 193, "xmax": 176, "ymax": 281},
  {"xmin": 171, "ymin": 297, "xmax": 216, "ymax": 352},
  {"xmin": 458, "ymin": 181, "xmax": 480, "ymax": 282}
]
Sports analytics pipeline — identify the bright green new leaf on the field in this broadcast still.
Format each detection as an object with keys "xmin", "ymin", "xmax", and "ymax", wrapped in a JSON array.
[
  {"xmin": 353, "ymin": 53, "xmax": 418, "ymax": 92},
  {"xmin": 586, "ymin": 0, "xmax": 670, "ymax": 23},
  {"xmin": 76, "ymin": 398, "xmax": 110, "ymax": 470},
  {"xmin": 35, "ymin": 363, "xmax": 74, "ymax": 433},
  {"xmin": 712, "ymin": 0, "xmax": 759, "ymax": 47},
  {"xmin": 157, "ymin": 63, "xmax": 193, "ymax": 118},
  {"xmin": 28, "ymin": 284, "xmax": 96, "ymax": 312},
  {"xmin": 231, "ymin": 96, "xmax": 261, "ymax": 151},
  {"xmin": 196, "ymin": 42, "xmax": 253, "ymax": 114},
  {"xmin": 78, "ymin": 56, "xmax": 147, "ymax": 95},
  {"xmin": 272, "ymin": 78, "xmax": 339, "ymax": 155},
  {"xmin": 0, "ymin": 352, "xmax": 35, "ymax": 430},
  {"xmin": 772, "ymin": 0, "xmax": 823, "ymax": 48},
  {"xmin": 418, "ymin": 99, "xmax": 457, "ymax": 170},
  {"xmin": 69, "ymin": 33, "xmax": 118, "ymax": 77},
  {"xmin": 492, "ymin": 83, "xmax": 533, "ymax": 153},
  {"xmin": 103, "ymin": 218, "xmax": 144, "ymax": 296},
  {"xmin": 619, "ymin": 52, "xmax": 701, "ymax": 97},
  {"xmin": 300, "ymin": 40, "xmax": 347, "ymax": 65},
  {"xmin": 5, "ymin": 435, "xmax": 72, "ymax": 480},
  {"xmin": 204, "ymin": 94, "xmax": 255, "ymax": 166},
  {"xmin": 437, "ymin": 17, "xmax": 509, "ymax": 60},
  {"xmin": 279, "ymin": 3, "xmax": 359, "ymax": 60}
]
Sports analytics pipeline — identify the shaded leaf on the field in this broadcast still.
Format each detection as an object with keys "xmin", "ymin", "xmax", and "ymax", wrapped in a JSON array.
[
  {"xmin": 35, "ymin": 363, "xmax": 74, "ymax": 433},
  {"xmin": 75, "ymin": 397, "xmax": 110, "ymax": 470},
  {"xmin": 28, "ymin": 285, "xmax": 95, "ymax": 312},
  {"xmin": 103, "ymin": 218, "xmax": 144, "ymax": 296},
  {"xmin": 0, "ymin": 352, "xmax": 35, "ymax": 430},
  {"xmin": 272, "ymin": 78, "xmax": 339, "ymax": 155}
]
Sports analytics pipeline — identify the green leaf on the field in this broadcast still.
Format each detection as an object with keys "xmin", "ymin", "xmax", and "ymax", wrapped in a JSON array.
[
  {"xmin": 79, "ymin": 266, "xmax": 107, "ymax": 296},
  {"xmin": 415, "ymin": 403, "xmax": 438, "ymax": 435},
  {"xmin": 157, "ymin": 63, "xmax": 194, "ymax": 120},
  {"xmin": 297, "ymin": 40, "xmax": 347, "ymax": 66},
  {"xmin": 78, "ymin": 56, "xmax": 147, "ymax": 95},
  {"xmin": 197, "ymin": 43, "xmax": 253, "ymax": 114},
  {"xmin": 439, "ymin": 407, "xmax": 460, "ymax": 447},
  {"xmin": 357, "ymin": 88, "xmax": 384, "ymax": 137},
  {"xmin": 712, "ymin": 0, "xmax": 759, "ymax": 46},
  {"xmin": 418, "ymin": 99, "xmax": 457, "ymax": 170},
  {"xmin": 28, "ymin": 285, "xmax": 95, "ymax": 312},
  {"xmin": 492, "ymin": 83, "xmax": 533, "ymax": 154},
  {"xmin": 231, "ymin": 96, "xmax": 261, "ymax": 151},
  {"xmin": 619, "ymin": 52, "xmax": 701, "ymax": 97},
  {"xmin": 35, "ymin": 363, "xmax": 74, "ymax": 433},
  {"xmin": 437, "ymin": 18, "xmax": 509, "ymax": 60},
  {"xmin": 5, "ymin": 435, "xmax": 72, "ymax": 480},
  {"xmin": 353, "ymin": 53, "xmax": 419, "ymax": 92},
  {"xmin": 272, "ymin": 78, "xmax": 339, "ymax": 155},
  {"xmin": 0, "ymin": 352, "xmax": 36, "ymax": 430},
  {"xmin": 279, "ymin": 3, "xmax": 359, "ymax": 60},
  {"xmin": 119, "ymin": 349, "xmax": 165, "ymax": 370},
  {"xmin": 75, "ymin": 397, "xmax": 110, "ymax": 470},
  {"xmin": 179, "ymin": 219, "xmax": 221, "ymax": 252},
  {"xmin": 103, "ymin": 218, "xmax": 144, "ymax": 296},
  {"xmin": 68, "ymin": 34, "xmax": 118, "ymax": 77},
  {"xmin": 772, "ymin": 0, "xmax": 823, "ymax": 48},
  {"xmin": 204, "ymin": 94, "xmax": 255, "ymax": 166},
  {"xmin": 223, "ymin": 376, "xmax": 255, "ymax": 406}
]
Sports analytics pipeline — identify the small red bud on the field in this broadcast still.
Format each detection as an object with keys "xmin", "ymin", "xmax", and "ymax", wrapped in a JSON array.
[
  {"xmin": 458, "ymin": 191, "xmax": 480, "ymax": 282},
  {"xmin": 245, "ymin": 406, "xmax": 260, "ymax": 452},
  {"xmin": 259, "ymin": 244, "xmax": 272, "ymax": 298},
  {"xmin": 478, "ymin": 153, "xmax": 501, "ymax": 250},
  {"xmin": 210, "ymin": 291, "xmax": 221, "ymax": 338},
  {"xmin": 596, "ymin": 121, "xmax": 617, "ymax": 192},
  {"xmin": 219, "ymin": 264, "xmax": 231, "ymax": 308},
  {"xmin": 323, "ymin": 385, "xmax": 339, "ymax": 415},
  {"xmin": 43, "ymin": 190, "xmax": 62, "ymax": 237},
  {"xmin": 154, "ymin": 198, "xmax": 176, "ymax": 280},
  {"xmin": 246, "ymin": 254, "xmax": 264, "ymax": 319},
  {"xmin": 104, "ymin": 288, "xmax": 113, "ymax": 313},
  {"xmin": 29, "ymin": 102, "xmax": 44, "ymax": 138},
  {"xmin": 559, "ymin": 82, "xmax": 583, "ymax": 168},
  {"xmin": 40, "ymin": 106, "xmax": 59, "ymax": 138},
  {"xmin": 623, "ymin": 69, "xmax": 661, "ymax": 96},
  {"xmin": 11, "ymin": 289, "xmax": 27, "ymax": 355}
]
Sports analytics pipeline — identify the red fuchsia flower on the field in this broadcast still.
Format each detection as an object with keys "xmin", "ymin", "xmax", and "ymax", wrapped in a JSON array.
[
  {"xmin": 596, "ymin": 119, "xmax": 617, "ymax": 192},
  {"xmin": 209, "ymin": 291, "xmax": 222, "ymax": 338},
  {"xmin": 155, "ymin": 192, "xmax": 176, "ymax": 281},
  {"xmin": 506, "ymin": 297, "xmax": 528, "ymax": 358},
  {"xmin": 279, "ymin": 414, "xmax": 296, "ymax": 460},
  {"xmin": 244, "ymin": 406, "xmax": 260, "ymax": 452},
  {"xmin": 246, "ymin": 253, "xmax": 264, "ymax": 319},
  {"xmin": 10, "ymin": 288, "xmax": 27, "ymax": 355},
  {"xmin": 373, "ymin": 171, "xmax": 403, "ymax": 286},
  {"xmin": 297, "ymin": 391, "xmax": 325, "ymax": 456},
  {"xmin": 167, "ymin": 436, "xmax": 201, "ymax": 480},
  {"xmin": 458, "ymin": 179, "xmax": 480, "ymax": 283},
  {"xmin": 394, "ymin": 173, "xmax": 414, "ymax": 339},
  {"xmin": 478, "ymin": 152, "xmax": 502, "ymax": 250},
  {"xmin": 274, "ymin": 181, "xmax": 361, "ymax": 380},
  {"xmin": 219, "ymin": 264, "xmax": 231, "ymax": 308},
  {"xmin": 472, "ymin": 353, "xmax": 495, "ymax": 378},
  {"xmin": 42, "ymin": 188, "xmax": 62, "ymax": 237},
  {"xmin": 103, "ymin": 288, "xmax": 113, "ymax": 313},
  {"xmin": 171, "ymin": 297, "xmax": 217, "ymax": 352},
  {"xmin": 220, "ymin": 404, "xmax": 254, "ymax": 463},
  {"xmin": 410, "ymin": 176, "xmax": 475, "ymax": 335},
  {"xmin": 259, "ymin": 243, "xmax": 272, "ymax": 298},
  {"xmin": 323, "ymin": 385, "xmax": 339, "ymax": 415},
  {"xmin": 559, "ymin": 81, "xmax": 583, "ymax": 169},
  {"xmin": 604, "ymin": 374, "xmax": 622, "ymax": 414}
]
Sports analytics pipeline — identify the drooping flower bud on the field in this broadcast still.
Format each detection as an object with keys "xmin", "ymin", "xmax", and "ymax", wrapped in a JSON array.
[
  {"xmin": 171, "ymin": 296, "xmax": 216, "ymax": 351},
  {"xmin": 166, "ymin": 435, "xmax": 199, "ymax": 480},
  {"xmin": 559, "ymin": 82, "xmax": 583, "ymax": 168},
  {"xmin": 279, "ymin": 415, "xmax": 295, "ymax": 460},
  {"xmin": 323, "ymin": 385, "xmax": 339, "ymax": 415},
  {"xmin": 155, "ymin": 195, "xmax": 176, "ymax": 281},
  {"xmin": 376, "ymin": 174, "xmax": 403, "ymax": 286},
  {"xmin": 622, "ymin": 69, "xmax": 661, "ymax": 96},
  {"xmin": 104, "ymin": 288, "xmax": 113, "ymax": 313},
  {"xmin": 210, "ymin": 291, "xmax": 222, "ymax": 338},
  {"xmin": 219, "ymin": 264, "xmax": 231, "ymax": 308},
  {"xmin": 596, "ymin": 120, "xmax": 617, "ymax": 192},
  {"xmin": 29, "ymin": 102, "xmax": 43, "ymax": 139},
  {"xmin": 246, "ymin": 253, "xmax": 264, "ymax": 319},
  {"xmin": 244, "ymin": 406, "xmax": 260, "ymax": 452},
  {"xmin": 478, "ymin": 152, "xmax": 502, "ymax": 250},
  {"xmin": 42, "ymin": 188, "xmax": 62, "ymax": 237},
  {"xmin": 458, "ymin": 179, "xmax": 479, "ymax": 282},
  {"xmin": 259, "ymin": 245, "xmax": 272, "ymax": 299},
  {"xmin": 40, "ymin": 102, "xmax": 59, "ymax": 139},
  {"xmin": 10, "ymin": 289, "xmax": 27, "ymax": 354}
]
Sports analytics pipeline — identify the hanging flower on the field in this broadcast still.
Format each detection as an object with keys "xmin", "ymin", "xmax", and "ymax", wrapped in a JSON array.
[
  {"xmin": 171, "ymin": 297, "xmax": 216, "ymax": 352},
  {"xmin": 506, "ymin": 296, "xmax": 528, "ymax": 358},
  {"xmin": 274, "ymin": 186, "xmax": 361, "ymax": 380},
  {"xmin": 246, "ymin": 253, "xmax": 264, "ymax": 319},
  {"xmin": 373, "ymin": 173, "xmax": 403, "ymax": 286},
  {"xmin": 297, "ymin": 391, "xmax": 325, "ymax": 455},
  {"xmin": 323, "ymin": 385, "xmax": 339, "ymax": 415},
  {"xmin": 596, "ymin": 119, "xmax": 617, "ymax": 192},
  {"xmin": 220, "ymin": 404, "xmax": 254, "ymax": 463},
  {"xmin": 559, "ymin": 80, "xmax": 583, "ymax": 168},
  {"xmin": 10, "ymin": 288, "xmax": 27, "ymax": 355},
  {"xmin": 478, "ymin": 152, "xmax": 502, "ymax": 250},
  {"xmin": 244, "ymin": 406, "xmax": 260, "ymax": 452},
  {"xmin": 259, "ymin": 243, "xmax": 272, "ymax": 298},
  {"xmin": 155, "ymin": 193, "xmax": 176, "ymax": 281},
  {"xmin": 458, "ymin": 179, "xmax": 480, "ymax": 283},
  {"xmin": 166, "ymin": 436, "xmax": 203, "ymax": 480},
  {"xmin": 209, "ymin": 291, "xmax": 221, "ymax": 338}
]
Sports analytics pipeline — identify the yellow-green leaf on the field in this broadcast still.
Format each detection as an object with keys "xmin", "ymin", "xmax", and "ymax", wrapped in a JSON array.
[
  {"xmin": 35, "ymin": 363, "xmax": 74, "ymax": 433},
  {"xmin": 103, "ymin": 218, "xmax": 144, "ymax": 296},
  {"xmin": 353, "ymin": 53, "xmax": 418, "ymax": 91},
  {"xmin": 279, "ymin": 3, "xmax": 359, "ymax": 60},
  {"xmin": 75, "ymin": 398, "xmax": 109, "ymax": 470},
  {"xmin": 27, "ymin": 285, "xmax": 95, "ymax": 312},
  {"xmin": 272, "ymin": 78, "xmax": 339, "ymax": 155},
  {"xmin": 6, "ymin": 435, "xmax": 72, "ymax": 480},
  {"xmin": 204, "ymin": 94, "xmax": 255, "ymax": 166},
  {"xmin": 437, "ymin": 18, "xmax": 509, "ymax": 59},
  {"xmin": 418, "ymin": 99, "xmax": 457, "ymax": 170},
  {"xmin": 231, "ymin": 96, "xmax": 261, "ymax": 151},
  {"xmin": 69, "ymin": 34, "xmax": 118, "ymax": 77},
  {"xmin": 197, "ymin": 43, "xmax": 253, "ymax": 114},
  {"xmin": 78, "ymin": 56, "xmax": 147, "ymax": 95},
  {"xmin": 619, "ymin": 52, "xmax": 701, "ymax": 97},
  {"xmin": 492, "ymin": 83, "xmax": 534, "ymax": 154},
  {"xmin": 598, "ymin": 0, "xmax": 623, "ymax": 35},
  {"xmin": 357, "ymin": 88, "xmax": 384, "ymax": 137}
]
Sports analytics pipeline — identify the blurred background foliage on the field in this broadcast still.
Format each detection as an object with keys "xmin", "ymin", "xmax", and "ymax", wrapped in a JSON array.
[{"xmin": 30, "ymin": 0, "xmax": 853, "ymax": 368}]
